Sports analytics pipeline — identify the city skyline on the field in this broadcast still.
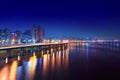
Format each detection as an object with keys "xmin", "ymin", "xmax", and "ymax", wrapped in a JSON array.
[
  {"xmin": 0, "ymin": 25, "xmax": 45, "ymax": 45},
  {"xmin": 0, "ymin": 0, "xmax": 120, "ymax": 39}
]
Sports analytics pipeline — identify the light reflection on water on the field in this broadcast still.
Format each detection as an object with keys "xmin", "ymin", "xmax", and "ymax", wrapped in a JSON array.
[
  {"xmin": 9, "ymin": 61, "xmax": 17, "ymax": 80},
  {"xmin": 0, "ymin": 43, "xmax": 120, "ymax": 80},
  {"xmin": 0, "ymin": 61, "xmax": 17, "ymax": 80},
  {"xmin": 42, "ymin": 54, "xmax": 50, "ymax": 76},
  {"xmin": 0, "ymin": 64, "xmax": 9, "ymax": 80},
  {"xmin": 0, "ymin": 48, "xmax": 69, "ymax": 80},
  {"xmin": 29, "ymin": 55, "xmax": 37, "ymax": 80}
]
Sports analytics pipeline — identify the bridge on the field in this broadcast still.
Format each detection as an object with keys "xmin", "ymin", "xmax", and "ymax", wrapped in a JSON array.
[
  {"xmin": 69, "ymin": 40, "xmax": 120, "ymax": 52},
  {"xmin": 0, "ymin": 42, "xmax": 69, "ymax": 60}
]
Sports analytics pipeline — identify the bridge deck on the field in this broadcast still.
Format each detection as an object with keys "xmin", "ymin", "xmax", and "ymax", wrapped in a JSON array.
[{"xmin": 0, "ymin": 42, "xmax": 68, "ymax": 50}]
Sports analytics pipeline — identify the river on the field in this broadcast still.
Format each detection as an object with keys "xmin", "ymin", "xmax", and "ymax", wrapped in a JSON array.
[{"xmin": 0, "ymin": 43, "xmax": 120, "ymax": 80}]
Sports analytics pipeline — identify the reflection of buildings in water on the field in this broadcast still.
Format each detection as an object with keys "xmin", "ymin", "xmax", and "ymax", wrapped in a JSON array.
[
  {"xmin": 40, "ymin": 50, "xmax": 44, "ymax": 57},
  {"xmin": 50, "ymin": 48, "xmax": 53, "ymax": 53},
  {"xmin": 51, "ymin": 53, "xmax": 55, "ymax": 72},
  {"xmin": 0, "ymin": 65, "xmax": 9, "ymax": 80},
  {"xmin": 9, "ymin": 61, "xmax": 17, "ymax": 80},
  {"xmin": 42, "ymin": 48, "xmax": 69, "ymax": 76},
  {"xmin": 22, "ymin": 60, "xmax": 30, "ymax": 80},
  {"xmin": 16, "ymin": 66, "xmax": 22, "ymax": 80},
  {"xmin": 63, "ymin": 48, "xmax": 69, "ymax": 69},
  {"xmin": 29, "ymin": 54, "xmax": 37, "ymax": 80},
  {"xmin": 66, "ymin": 48, "xmax": 69, "ymax": 60},
  {"xmin": 92, "ymin": 46, "xmax": 97, "ymax": 57},
  {"xmin": 69, "ymin": 43, "xmax": 77, "ymax": 52},
  {"xmin": 0, "ymin": 60, "xmax": 18, "ymax": 80},
  {"xmin": 56, "ymin": 51, "xmax": 61, "ymax": 71},
  {"xmin": 69, "ymin": 45, "xmax": 74, "ymax": 51},
  {"xmin": 85, "ymin": 45, "xmax": 89, "ymax": 61},
  {"xmin": 0, "ymin": 48, "xmax": 69, "ymax": 80},
  {"xmin": 42, "ymin": 54, "xmax": 50, "ymax": 76}
]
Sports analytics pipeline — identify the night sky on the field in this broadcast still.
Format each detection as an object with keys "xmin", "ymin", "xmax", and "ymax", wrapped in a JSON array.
[{"xmin": 0, "ymin": 0, "xmax": 120, "ymax": 39}]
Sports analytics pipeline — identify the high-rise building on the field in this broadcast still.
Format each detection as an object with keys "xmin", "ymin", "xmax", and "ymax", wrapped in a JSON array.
[
  {"xmin": 21, "ymin": 30, "xmax": 32, "ymax": 43},
  {"xmin": 32, "ymin": 25, "xmax": 44, "ymax": 43},
  {"xmin": 10, "ymin": 30, "xmax": 21, "ymax": 44},
  {"xmin": 0, "ymin": 28, "xmax": 10, "ymax": 45}
]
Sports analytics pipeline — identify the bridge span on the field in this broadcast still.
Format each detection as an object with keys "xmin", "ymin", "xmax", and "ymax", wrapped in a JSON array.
[{"xmin": 0, "ymin": 42, "xmax": 68, "ymax": 60}]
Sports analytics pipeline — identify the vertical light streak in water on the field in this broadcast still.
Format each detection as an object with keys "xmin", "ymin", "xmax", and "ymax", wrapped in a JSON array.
[
  {"xmin": 62, "ymin": 50, "xmax": 68, "ymax": 69},
  {"xmin": 39, "ymin": 58, "xmax": 42, "ymax": 68},
  {"xmin": 41, "ymin": 50, "xmax": 44, "ymax": 56},
  {"xmin": 9, "ymin": 61, "xmax": 17, "ymax": 80},
  {"xmin": 86, "ymin": 43, "xmax": 89, "ymax": 59},
  {"xmin": 51, "ymin": 52, "xmax": 55, "ymax": 72},
  {"xmin": 16, "ymin": 66, "xmax": 22, "ymax": 80},
  {"xmin": 0, "ymin": 65, "xmax": 9, "ymax": 80},
  {"xmin": 62, "ymin": 49, "xmax": 65, "ymax": 70},
  {"xmin": 64, "ymin": 47, "xmax": 69, "ymax": 69},
  {"xmin": 93, "ymin": 43, "xmax": 97, "ymax": 56},
  {"xmin": 24, "ymin": 61, "xmax": 30, "ymax": 80},
  {"xmin": 29, "ymin": 53, "xmax": 37, "ymax": 80},
  {"xmin": 81, "ymin": 43, "xmax": 85, "ymax": 54},
  {"xmin": 42, "ymin": 53, "xmax": 50, "ymax": 76},
  {"xmin": 56, "ymin": 51, "xmax": 61, "ymax": 71},
  {"xmin": 43, "ymin": 54, "xmax": 47, "ymax": 75}
]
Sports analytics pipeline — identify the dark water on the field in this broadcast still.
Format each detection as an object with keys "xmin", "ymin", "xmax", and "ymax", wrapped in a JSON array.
[{"xmin": 0, "ymin": 43, "xmax": 120, "ymax": 80}]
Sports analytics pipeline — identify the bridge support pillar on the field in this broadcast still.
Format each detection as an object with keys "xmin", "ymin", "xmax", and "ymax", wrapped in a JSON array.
[
  {"xmin": 7, "ymin": 49, "xmax": 11, "ymax": 58},
  {"xmin": 20, "ymin": 48, "xmax": 24, "ymax": 56},
  {"xmin": 29, "ymin": 47, "xmax": 33, "ymax": 55}
]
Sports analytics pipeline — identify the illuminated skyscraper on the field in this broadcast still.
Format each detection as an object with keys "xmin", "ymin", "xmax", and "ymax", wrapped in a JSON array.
[
  {"xmin": 0, "ymin": 28, "xmax": 10, "ymax": 45},
  {"xmin": 32, "ymin": 25, "xmax": 44, "ymax": 43},
  {"xmin": 10, "ymin": 30, "xmax": 21, "ymax": 44},
  {"xmin": 21, "ymin": 30, "xmax": 32, "ymax": 43}
]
